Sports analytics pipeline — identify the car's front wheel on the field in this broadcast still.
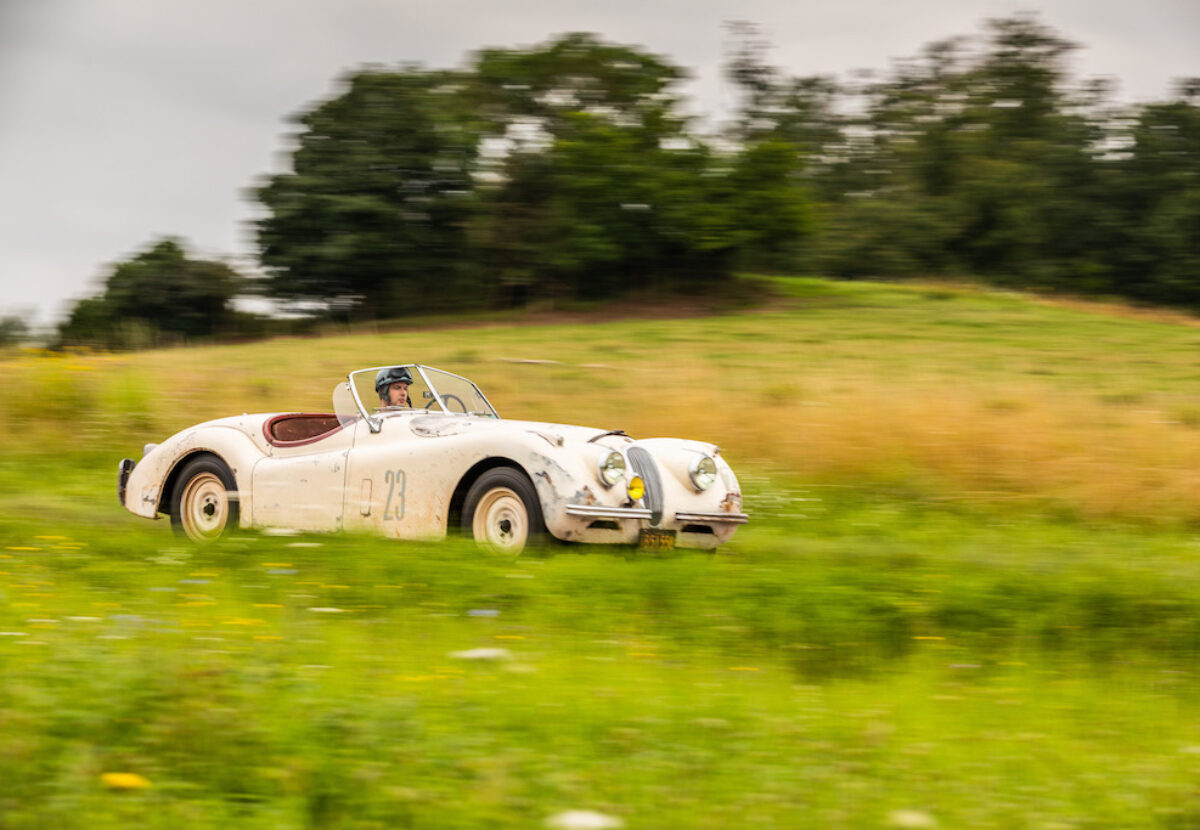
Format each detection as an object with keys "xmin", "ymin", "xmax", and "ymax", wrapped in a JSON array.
[
  {"xmin": 461, "ymin": 467, "xmax": 545, "ymax": 555},
  {"xmin": 170, "ymin": 456, "xmax": 239, "ymax": 542}
]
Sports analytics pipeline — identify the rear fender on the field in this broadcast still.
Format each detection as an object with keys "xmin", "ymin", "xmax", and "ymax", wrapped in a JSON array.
[{"xmin": 122, "ymin": 426, "xmax": 263, "ymax": 521}]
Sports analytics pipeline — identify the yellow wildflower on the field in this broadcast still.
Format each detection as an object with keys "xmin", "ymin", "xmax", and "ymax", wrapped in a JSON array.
[{"xmin": 100, "ymin": 772, "xmax": 151, "ymax": 790}]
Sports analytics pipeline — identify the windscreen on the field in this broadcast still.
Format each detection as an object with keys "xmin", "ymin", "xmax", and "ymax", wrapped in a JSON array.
[
  {"xmin": 416, "ymin": 367, "xmax": 498, "ymax": 417},
  {"xmin": 339, "ymin": 366, "xmax": 498, "ymax": 421}
]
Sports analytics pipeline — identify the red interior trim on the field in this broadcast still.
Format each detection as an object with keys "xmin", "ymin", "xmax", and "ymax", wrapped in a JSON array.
[{"xmin": 263, "ymin": 413, "xmax": 345, "ymax": 448}]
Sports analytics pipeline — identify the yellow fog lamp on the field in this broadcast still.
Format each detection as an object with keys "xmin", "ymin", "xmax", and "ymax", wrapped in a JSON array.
[{"xmin": 627, "ymin": 475, "xmax": 645, "ymax": 502}]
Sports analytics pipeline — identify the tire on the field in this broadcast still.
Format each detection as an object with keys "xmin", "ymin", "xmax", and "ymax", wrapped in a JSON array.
[
  {"xmin": 461, "ymin": 467, "xmax": 545, "ymax": 555},
  {"xmin": 170, "ymin": 456, "xmax": 239, "ymax": 542}
]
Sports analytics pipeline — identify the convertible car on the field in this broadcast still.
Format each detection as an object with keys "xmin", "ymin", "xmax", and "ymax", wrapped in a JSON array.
[{"xmin": 118, "ymin": 365, "xmax": 747, "ymax": 553}]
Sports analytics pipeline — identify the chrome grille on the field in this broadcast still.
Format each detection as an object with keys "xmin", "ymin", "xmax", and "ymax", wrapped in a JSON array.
[{"xmin": 626, "ymin": 446, "xmax": 663, "ymax": 526}]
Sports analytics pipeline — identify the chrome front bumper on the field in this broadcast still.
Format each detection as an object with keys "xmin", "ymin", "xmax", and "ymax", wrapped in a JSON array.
[
  {"xmin": 565, "ymin": 504, "xmax": 653, "ymax": 520},
  {"xmin": 675, "ymin": 510, "xmax": 749, "ymax": 525},
  {"xmin": 565, "ymin": 504, "xmax": 749, "ymax": 525}
]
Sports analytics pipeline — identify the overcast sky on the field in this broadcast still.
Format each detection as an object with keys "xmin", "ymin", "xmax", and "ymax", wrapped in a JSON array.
[{"xmin": 1, "ymin": 0, "xmax": 1197, "ymax": 328}]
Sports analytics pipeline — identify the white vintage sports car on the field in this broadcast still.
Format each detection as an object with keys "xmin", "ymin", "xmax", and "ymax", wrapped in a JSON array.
[{"xmin": 118, "ymin": 365, "xmax": 747, "ymax": 553}]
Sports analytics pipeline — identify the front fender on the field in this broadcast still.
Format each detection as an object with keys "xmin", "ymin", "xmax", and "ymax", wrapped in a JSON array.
[{"xmin": 504, "ymin": 435, "xmax": 638, "ymax": 542}]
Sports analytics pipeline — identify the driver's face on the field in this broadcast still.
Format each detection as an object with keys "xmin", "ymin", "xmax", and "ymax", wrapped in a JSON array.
[{"xmin": 387, "ymin": 382, "xmax": 410, "ymax": 406}]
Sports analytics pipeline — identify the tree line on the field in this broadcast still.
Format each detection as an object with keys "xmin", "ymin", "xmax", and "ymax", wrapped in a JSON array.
[{"xmin": 56, "ymin": 15, "xmax": 1199, "ymax": 348}]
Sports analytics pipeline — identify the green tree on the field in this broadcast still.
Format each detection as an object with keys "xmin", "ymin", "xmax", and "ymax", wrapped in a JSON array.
[
  {"xmin": 253, "ymin": 68, "xmax": 483, "ymax": 317},
  {"xmin": 724, "ymin": 22, "xmax": 843, "ymax": 157},
  {"xmin": 470, "ymin": 32, "xmax": 688, "ymax": 144},
  {"xmin": 246, "ymin": 20, "xmax": 1195, "ymax": 315},
  {"xmin": 56, "ymin": 238, "xmax": 241, "ymax": 348},
  {"xmin": 1110, "ymin": 83, "xmax": 1200, "ymax": 304},
  {"xmin": 253, "ymin": 32, "xmax": 814, "ymax": 312},
  {"xmin": 780, "ymin": 14, "xmax": 1119, "ymax": 286},
  {"xmin": 56, "ymin": 297, "xmax": 116, "ymax": 348},
  {"xmin": 727, "ymin": 138, "xmax": 814, "ymax": 271},
  {"xmin": 469, "ymin": 33, "xmax": 809, "ymax": 299},
  {"xmin": 468, "ymin": 34, "xmax": 726, "ymax": 301},
  {"xmin": 0, "ymin": 314, "xmax": 28, "ymax": 347}
]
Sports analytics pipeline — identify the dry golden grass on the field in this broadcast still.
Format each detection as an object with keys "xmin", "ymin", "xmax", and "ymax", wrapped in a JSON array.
[
  {"xmin": 5, "ymin": 278, "xmax": 1199, "ymax": 524},
  {"xmin": 674, "ymin": 376, "xmax": 1200, "ymax": 522}
]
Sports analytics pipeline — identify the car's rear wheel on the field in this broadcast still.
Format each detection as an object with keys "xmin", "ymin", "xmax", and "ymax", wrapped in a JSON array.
[
  {"xmin": 462, "ymin": 468, "xmax": 545, "ymax": 555},
  {"xmin": 170, "ymin": 456, "xmax": 239, "ymax": 542}
]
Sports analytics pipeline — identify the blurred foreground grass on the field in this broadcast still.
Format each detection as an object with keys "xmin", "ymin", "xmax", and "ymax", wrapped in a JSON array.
[
  {"xmin": 3, "ymin": 483, "xmax": 1200, "ymax": 828},
  {"xmin": 3, "ymin": 278, "xmax": 1200, "ymax": 827}
]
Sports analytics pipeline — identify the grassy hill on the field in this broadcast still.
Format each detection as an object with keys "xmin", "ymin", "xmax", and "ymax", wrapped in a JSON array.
[
  {"xmin": 2, "ymin": 278, "xmax": 1200, "ymax": 827},
  {"xmin": 7, "ymin": 276, "xmax": 1200, "ymax": 523}
]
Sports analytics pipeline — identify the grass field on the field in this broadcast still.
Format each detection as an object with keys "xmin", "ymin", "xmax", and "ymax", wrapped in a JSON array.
[{"xmin": 3, "ymin": 278, "xmax": 1200, "ymax": 827}]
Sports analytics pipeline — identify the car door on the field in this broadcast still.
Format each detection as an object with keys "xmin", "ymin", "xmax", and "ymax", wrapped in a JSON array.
[
  {"xmin": 341, "ymin": 414, "xmax": 465, "ymax": 540},
  {"xmin": 250, "ymin": 427, "xmax": 353, "ymax": 532}
]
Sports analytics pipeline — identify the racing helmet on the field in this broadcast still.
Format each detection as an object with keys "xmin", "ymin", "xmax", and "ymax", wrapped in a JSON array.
[{"xmin": 375, "ymin": 366, "xmax": 414, "ymax": 400}]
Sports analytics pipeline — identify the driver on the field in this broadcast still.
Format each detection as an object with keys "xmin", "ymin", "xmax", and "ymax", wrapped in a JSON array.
[{"xmin": 375, "ymin": 366, "xmax": 413, "ymax": 408}]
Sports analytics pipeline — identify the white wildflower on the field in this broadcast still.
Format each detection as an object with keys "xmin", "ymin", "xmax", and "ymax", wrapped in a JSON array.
[
  {"xmin": 545, "ymin": 810, "xmax": 625, "ymax": 829},
  {"xmin": 887, "ymin": 809, "xmax": 938, "ymax": 828},
  {"xmin": 449, "ymin": 647, "xmax": 511, "ymax": 661}
]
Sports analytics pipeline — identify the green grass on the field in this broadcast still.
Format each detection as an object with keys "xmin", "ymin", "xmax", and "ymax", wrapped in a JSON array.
[
  {"xmin": 4, "ymin": 277, "xmax": 1200, "ymax": 826},
  {"xmin": 4, "ymin": 471, "xmax": 1200, "ymax": 827}
]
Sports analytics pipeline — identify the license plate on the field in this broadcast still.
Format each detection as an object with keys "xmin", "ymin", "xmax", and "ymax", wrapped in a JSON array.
[{"xmin": 638, "ymin": 528, "xmax": 676, "ymax": 551}]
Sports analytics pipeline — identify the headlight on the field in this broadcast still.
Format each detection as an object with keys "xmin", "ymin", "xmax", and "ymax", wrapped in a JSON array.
[
  {"xmin": 597, "ymin": 450, "xmax": 626, "ymax": 488},
  {"xmin": 627, "ymin": 475, "xmax": 645, "ymax": 501},
  {"xmin": 689, "ymin": 454, "xmax": 718, "ymax": 491}
]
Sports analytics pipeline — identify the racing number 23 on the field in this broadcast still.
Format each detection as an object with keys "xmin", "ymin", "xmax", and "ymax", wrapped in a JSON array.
[{"xmin": 383, "ymin": 469, "xmax": 406, "ymax": 521}]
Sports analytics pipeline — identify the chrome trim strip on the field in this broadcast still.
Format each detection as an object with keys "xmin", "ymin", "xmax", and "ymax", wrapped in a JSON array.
[
  {"xmin": 627, "ymin": 446, "xmax": 663, "ymax": 526},
  {"xmin": 587, "ymin": 429, "xmax": 629, "ymax": 444},
  {"xmin": 565, "ymin": 504, "xmax": 654, "ymax": 520},
  {"xmin": 674, "ymin": 511, "xmax": 750, "ymax": 525},
  {"xmin": 412, "ymin": 365, "xmax": 442, "ymax": 414}
]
